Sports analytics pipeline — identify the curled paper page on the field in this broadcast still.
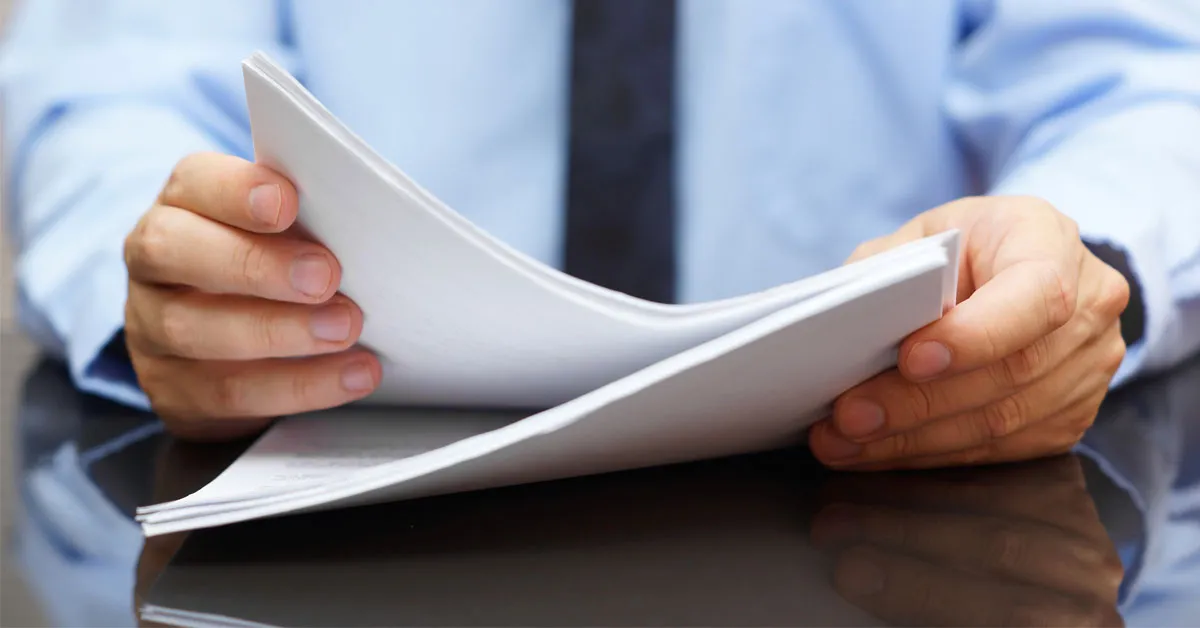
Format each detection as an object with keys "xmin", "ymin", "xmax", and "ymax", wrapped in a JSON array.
[
  {"xmin": 241, "ymin": 51, "xmax": 958, "ymax": 409},
  {"xmin": 135, "ymin": 52, "xmax": 960, "ymax": 536}
]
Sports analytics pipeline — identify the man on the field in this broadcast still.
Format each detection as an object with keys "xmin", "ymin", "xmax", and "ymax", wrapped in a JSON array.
[{"xmin": 2, "ymin": 0, "xmax": 1198, "ymax": 469}]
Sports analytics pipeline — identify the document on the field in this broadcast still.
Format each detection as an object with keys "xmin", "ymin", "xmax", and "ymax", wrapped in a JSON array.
[{"xmin": 136, "ymin": 52, "xmax": 961, "ymax": 536}]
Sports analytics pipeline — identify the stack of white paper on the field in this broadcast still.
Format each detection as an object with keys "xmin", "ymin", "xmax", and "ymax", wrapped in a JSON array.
[{"xmin": 136, "ymin": 52, "xmax": 960, "ymax": 536}]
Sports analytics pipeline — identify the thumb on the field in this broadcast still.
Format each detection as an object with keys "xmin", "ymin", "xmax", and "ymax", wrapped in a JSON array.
[
  {"xmin": 844, "ymin": 198, "xmax": 991, "ymax": 265},
  {"xmin": 844, "ymin": 220, "xmax": 933, "ymax": 265}
]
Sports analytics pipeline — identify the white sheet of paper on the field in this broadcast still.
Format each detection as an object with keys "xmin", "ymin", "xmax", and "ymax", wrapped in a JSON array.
[
  {"xmin": 241, "ymin": 52, "xmax": 956, "ymax": 409},
  {"xmin": 139, "ymin": 407, "xmax": 525, "ymax": 513},
  {"xmin": 139, "ymin": 243, "xmax": 954, "ymax": 535}
]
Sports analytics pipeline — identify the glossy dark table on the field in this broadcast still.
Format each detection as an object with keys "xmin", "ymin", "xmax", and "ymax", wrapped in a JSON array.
[{"xmin": 2, "ymin": 330, "xmax": 1199, "ymax": 627}]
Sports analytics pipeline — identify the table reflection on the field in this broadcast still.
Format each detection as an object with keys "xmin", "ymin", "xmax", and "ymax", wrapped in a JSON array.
[
  {"xmin": 9, "ymin": 356, "xmax": 1200, "ymax": 627},
  {"xmin": 813, "ymin": 457, "xmax": 1123, "ymax": 626}
]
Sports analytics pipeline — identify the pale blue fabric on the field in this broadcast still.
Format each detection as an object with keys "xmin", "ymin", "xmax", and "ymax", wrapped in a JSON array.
[{"xmin": 3, "ymin": 0, "xmax": 1200, "ymax": 407}]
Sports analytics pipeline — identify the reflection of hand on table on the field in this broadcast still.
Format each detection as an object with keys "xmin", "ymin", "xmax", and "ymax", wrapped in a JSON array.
[{"xmin": 812, "ymin": 455, "xmax": 1124, "ymax": 627}]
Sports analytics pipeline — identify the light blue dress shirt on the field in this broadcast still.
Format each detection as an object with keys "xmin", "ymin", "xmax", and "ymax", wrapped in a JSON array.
[{"xmin": 2, "ymin": 0, "xmax": 1200, "ymax": 408}]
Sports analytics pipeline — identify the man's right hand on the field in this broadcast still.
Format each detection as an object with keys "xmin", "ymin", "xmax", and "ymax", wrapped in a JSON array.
[{"xmin": 123, "ymin": 152, "xmax": 381, "ymax": 440}]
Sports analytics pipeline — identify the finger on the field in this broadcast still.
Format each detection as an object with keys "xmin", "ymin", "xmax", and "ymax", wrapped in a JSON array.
[
  {"xmin": 899, "ymin": 258, "xmax": 1081, "ymax": 383},
  {"xmin": 143, "ymin": 349, "xmax": 382, "ymax": 422},
  {"xmin": 843, "ymin": 198, "xmax": 978, "ymax": 302},
  {"xmin": 860, "ymin": 386, "xmax": 1109, "ymax": 472},
  {"xmin": 897, "ymin": 200, "xmax": 1086, "ymax": 383},
  {"xmin": 125, "ymin": 204, "xmax": 341, "ymax": 302},
  {"xmin": 811, "ymin": 503, "xmax": 1123, "ymax": 604},
  {"xmin": 833, "ymin": 254, "xmax": 1125, "ymax": 441},
  {"xmin": 815, "ymin": 323, "xmax": 1118, "ymax": 466},
  {"xmin": 127, "ymin": 283, "xmax": 364, "ymax": 360},
  {"xmin": 844, "ymin": 231, "xmax": 919, "ymax": 264},
  {"xmin": 829, "ymin": 545, "xmax": 1122, "ymax": 627},
  {"xmin": 813, "ymin": 381, "xmax": 1071, "ymax": 470},
  {"xmin": 159, "ymin": 151, "xmax": 298, "ymax": 233},
  {"xmin": 833, "ymin": 317, "xmax": 1091, "ymax": 441}
]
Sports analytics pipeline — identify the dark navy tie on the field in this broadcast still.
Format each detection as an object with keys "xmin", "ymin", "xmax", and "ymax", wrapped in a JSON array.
[{"xmin": 563, "ymin": 0, "xmax": 677, "ymax": 303}]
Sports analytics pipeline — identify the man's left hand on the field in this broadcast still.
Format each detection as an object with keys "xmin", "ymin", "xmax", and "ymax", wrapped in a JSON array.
[{"xmin": 808, "ymin": 196, "xmax": 1131, "ymax": 470}]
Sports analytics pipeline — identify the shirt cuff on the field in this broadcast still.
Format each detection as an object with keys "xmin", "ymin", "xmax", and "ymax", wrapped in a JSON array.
[
  {"xmin": 21, "ymin": 237, "xmax": 148, "ymax": 410},
  {"xmin": 11, "ymin": 106, "xmax": 224, "ymax": 410},
  {"xmin": 67, "ymin": 246, "xmax": 149, "ymax": 409}
]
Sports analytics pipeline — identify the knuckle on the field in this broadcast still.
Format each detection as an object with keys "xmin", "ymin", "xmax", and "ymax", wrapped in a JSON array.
[
  {"xmin": 211, "ymin": 372, "xmax": 249, "ymax": 415},
  {"xmin": 232, "ymin": 238, "xmax": 272, "ymax": 291},
  {"xmin": 126, "ymin": 211, "xmax": 172, "ymax": 275},
  {"xmin": 160, "ymin": 165, "xmax": 187, "ymax": 206},
  {"xmin": 905, "ymin": 381, "xmax": 937, "ymax": 421},
  {"xmin": 132, "ymin": 356, "xmax": 187, "ymax": 420},
  {"xmin": 253, "ymin": 310, "xmax": 291, "ymax": 355},
  {"xmin": 146, "ymin": 389, "xmax": 183, "ymax": 423},
  {"xmin": 957, "ymin": 443, "xmax": 997, "ymax": 465},
  {"xmin": 157, "ymin": 296, "xmax": 199, "ymax": 356},
  {"xmin": 125, "ymin": 310, "xmax": 156, "ymax": 356},
  {"xmin": 1098, "ymin": 270, "xmax": 1131, "ymax": 320},
  {"xmin": 122, "ymin": 221, "xmax": 143, "ymax": 272},
  {"xmin": 982, "ymin": 396, "xmax": 1026, "ymax": 440},
  {"xmin": 290, "ymin": 371, "xmax": 324, "ymax": 407},
  {"xmin": 1038, "ymin": 262, "xmax": 1077, "ymax": 330},
  {"xmin": 1061, "ymin": 213, "xmax": 1081, "ymax": 240},
  {"xmin": 997, "ymin": 338, "xmax": 1049, "ymax": 388},
  {"xmin": 1101, "ymin": 555, "xmax": 1125, "ymax": 591},
  {"xmin": 886, "ymin": 430, "xmax": 923, "ymax": 459},
  {"xmin": 995, "ymin": 354, "xmax": 1022, "ymax": 389},
  {"xmin": 162, "ymin": 152, "xmax": 209, "ymax": 204},
  {"xmin": 1104, "ymin": 335, "xmax": 1127, "ymax": 374},
  {"xmin": 130, "ymin": 353, "xmax": 162, "ymax": 398}
]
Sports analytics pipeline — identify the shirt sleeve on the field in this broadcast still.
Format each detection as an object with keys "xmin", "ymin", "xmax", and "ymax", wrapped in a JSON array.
[
  {"xmin": 946, "ymin": 0, "xmax": 1200, "ymax": 387},
  {"xmin": 0, "ymin": 0, "xmax": 299, "ymax": 407}
]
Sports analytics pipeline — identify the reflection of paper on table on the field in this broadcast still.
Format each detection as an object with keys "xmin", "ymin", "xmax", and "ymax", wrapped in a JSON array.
[
  {"xmin": 141, "ymin": 451, "xmax": 881, "ymax": 628},
  {"xmin": 136, "ymin": 52, "xmax": 960, "ymax": 536}
]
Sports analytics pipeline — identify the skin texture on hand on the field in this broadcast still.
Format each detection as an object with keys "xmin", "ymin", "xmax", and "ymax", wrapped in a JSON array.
[
  {"xmin": 808, "ymin": 196, "xmax": 1131, "ymax": 470},
  {"xmin": 811, "ymin": 455, "xmax": 1125, "ymax": 627},
  {"xmin": 123, "ymin": 152, "xmax": 382, "ymax": 440}
]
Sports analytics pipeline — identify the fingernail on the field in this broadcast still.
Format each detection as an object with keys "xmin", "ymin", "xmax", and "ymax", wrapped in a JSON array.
[
  {"xmin": 341, "ymin": 362, "xmax": 376, "ymax": 393},
  {"xmin": 820, "ymin": 427, "xmax": 863, "ymax": 461},
  {"xmin": 309, "ymin": 304, "xmax": 352, "ymax": 342},
  {"xmin": 811, "ymin": 503, "xmax": 863, "ymax": 545},
  {"xmin": 906, "ymin": 341, "xmax": 951, "ymax": 380},
  {"xmin": 248, "ymin": 184, "xmax": 281, "ymax": 226},
  {"xmin": 290, "ymin": 254, "xmax": 333, "ymax": 297},
  {"xmin": 836, "ymin": 554, "xmax": 885, "ymax": 597},
  {"xmin": 837, "ymin": 398, "xmax": 885, "ymax": 439}
]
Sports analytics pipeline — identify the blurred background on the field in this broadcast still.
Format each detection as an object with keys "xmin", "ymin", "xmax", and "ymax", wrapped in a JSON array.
[
  {"xmin": 0, "ymin": 2, "xmax": 38, "ymax": 626},
  {"xmin": 1, "ymin": 0, "xmax": 11, "ymax": 333}
]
